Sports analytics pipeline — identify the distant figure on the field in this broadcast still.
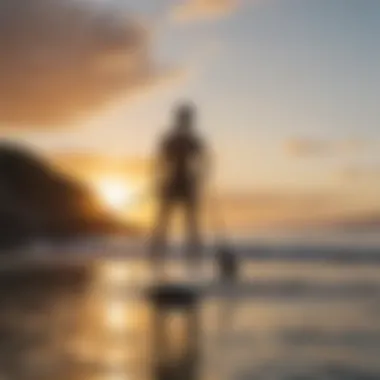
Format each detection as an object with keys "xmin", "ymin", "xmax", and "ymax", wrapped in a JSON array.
[{"xmin": 151, "ymin": 103, "xmax": 209, "ymax": 262}]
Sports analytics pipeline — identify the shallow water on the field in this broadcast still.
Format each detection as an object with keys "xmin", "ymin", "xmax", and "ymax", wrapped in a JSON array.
[{"xmin": 0, "ymin": 254, "xmax": 379, "ymax": 380}]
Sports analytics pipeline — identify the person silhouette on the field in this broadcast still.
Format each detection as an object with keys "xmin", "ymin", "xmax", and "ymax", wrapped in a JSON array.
[{"xmin": 151, "ymin": 103, "xmax": 210, "ymax": 264}]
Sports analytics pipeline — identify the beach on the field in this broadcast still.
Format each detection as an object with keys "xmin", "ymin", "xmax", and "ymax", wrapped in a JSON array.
[{"xmin": 0, "ymin": 240, "xmax": 379, "ymax": 380}]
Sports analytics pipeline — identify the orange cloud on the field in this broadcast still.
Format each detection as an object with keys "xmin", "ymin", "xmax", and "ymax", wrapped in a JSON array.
[
  {"xmin": 340, "ymin": 165, "xmax": 380, "ymax": 183},
  {"xmin": 51, "ymin": 152, "xmax": 152, "ymax": 182},
  {"xmin": 284, "ymin": 139, "xmax": 329, "ymax": 157},
  {"xmin": 171, "ymin": 0, "xmax": 239, "ymax": 22},
  {"xmin": 215, "ymin": 191, "xmax": 342, "ymax": 225},
  {"xmin": 0, "ymin": 0, "xmax": 176, "ymax": 127},
  {"xmin": 284, "ymin": 138, "xmax": 370, "ymax": 158},
  {"xmin": 210, "ymin": 190, "xmax": 380, "ymax": 233}
]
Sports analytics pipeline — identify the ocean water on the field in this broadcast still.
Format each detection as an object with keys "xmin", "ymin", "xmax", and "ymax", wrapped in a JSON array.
[{"xmin": 0, "ymin": 242, "xmax": 379, "ymax": 380}]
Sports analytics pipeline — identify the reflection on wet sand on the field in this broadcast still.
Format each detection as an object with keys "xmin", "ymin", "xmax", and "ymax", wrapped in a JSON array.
[
  {"xmin": 84, "ymin": 260, "xmax": 149, "ymax": 380},
  {"xmin": 0, "ymin": 258, "xmax": 379, "ymax": 380},
  {"xmin": 0, "ymin": 260, "xmax": 149, "ymax": 380}
]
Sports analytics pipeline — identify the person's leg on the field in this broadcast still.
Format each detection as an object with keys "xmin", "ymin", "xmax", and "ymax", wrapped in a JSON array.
[
  {"xmin": 151, "ymin": 196, "xmax": 172, "ymax": 262},
  {"xmin": 184, "ymin": 192, "xmax": 202, "ymax": 264}
]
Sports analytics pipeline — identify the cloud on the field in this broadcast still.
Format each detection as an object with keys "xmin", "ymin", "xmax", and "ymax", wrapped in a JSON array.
[
  {"xmin": 284, "ymin": 139, "xmax": 330, "ymax": 157},
  {"xmin": 207, "ymin": 190, "xmax": 346, "ymax": 231},
  {"xmin": 284, "ymin": 138, "xmax": 370, "ymax": 158},
  {"xmin": 0, "ymin": 0, "xmax": 174, "ymax": 127},
  {"xmin": 50, "ymin": 151, "xmax": 152, "ymax": 182},
  {"xmin": 171, "ymin": 0, "xmax": 239, "ymax": 23},
  {"xmin": 340, "ymin": 165, "xmax": 380, "ymax": 182}
]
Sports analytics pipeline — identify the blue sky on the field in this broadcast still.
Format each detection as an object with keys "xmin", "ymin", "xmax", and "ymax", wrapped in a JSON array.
[{"xmin": 7, "ymin": 0, "xmax": 380, "ymax": 201}]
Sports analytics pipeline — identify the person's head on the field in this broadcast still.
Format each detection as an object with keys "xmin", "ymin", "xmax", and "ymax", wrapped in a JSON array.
[{"xmin": 173, "ymin": 102, "xmax": 196, "ymax": 133}]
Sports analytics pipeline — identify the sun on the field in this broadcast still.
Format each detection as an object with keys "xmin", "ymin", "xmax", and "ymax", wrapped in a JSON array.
[{"xmin": 96, "ymin": 178, "xmax": 135, "ymax": 211}]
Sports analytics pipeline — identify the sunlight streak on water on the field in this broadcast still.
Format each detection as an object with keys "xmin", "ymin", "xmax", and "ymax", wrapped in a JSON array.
[
  {"xmin": 94, "ymin": 260, "xmax": 138, "ymax": 331},
  {"xmin": 91, "ymin": 260, "xmax": 142, "ymax": 380},
  {"xmin": 105, "ymin": 300, "xmax": 128, "ymax": 331}
]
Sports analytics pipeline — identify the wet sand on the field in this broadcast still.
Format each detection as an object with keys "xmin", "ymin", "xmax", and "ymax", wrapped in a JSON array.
[{"xmin": 0, "ymin": 256, "xmax": 379, "ymax": 380}]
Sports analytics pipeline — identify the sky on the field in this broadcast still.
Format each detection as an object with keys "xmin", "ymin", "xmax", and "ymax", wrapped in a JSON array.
[{"xmin": 2, "ymin": 0, "xmax": 380, "ymax": 228}]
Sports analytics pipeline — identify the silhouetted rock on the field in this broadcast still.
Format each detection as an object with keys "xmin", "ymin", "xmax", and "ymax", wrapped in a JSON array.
[{"xmin": 0, "ymin": 143, "xmax": 138, "ymax": 249}]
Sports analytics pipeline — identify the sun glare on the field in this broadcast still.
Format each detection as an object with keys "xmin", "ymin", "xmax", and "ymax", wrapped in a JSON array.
[{"xmin": 96, "ymin": 178, "xmax": 135, "ymax": 211}]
